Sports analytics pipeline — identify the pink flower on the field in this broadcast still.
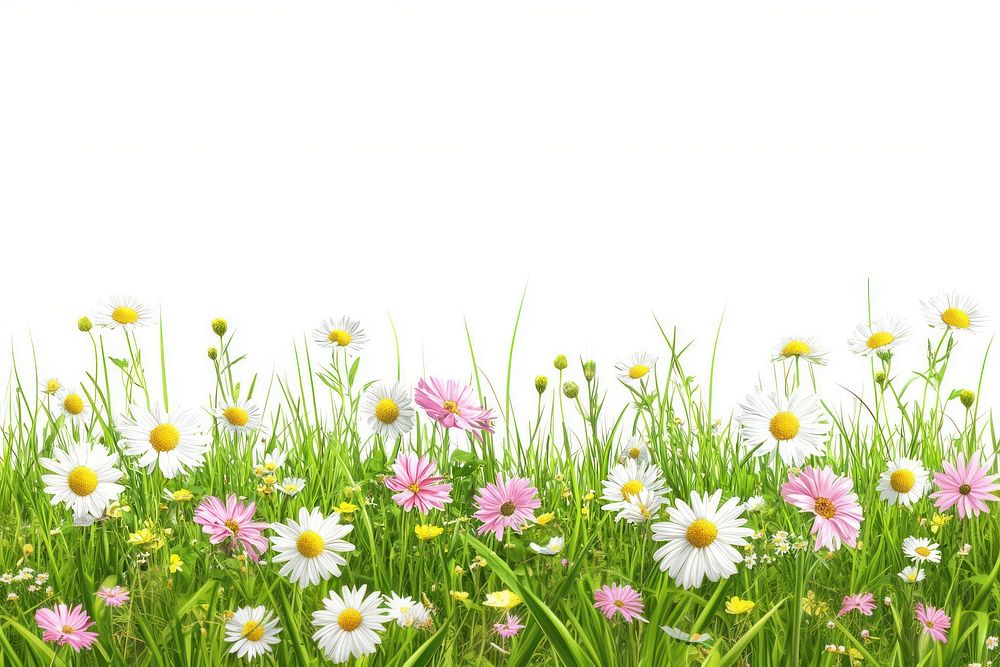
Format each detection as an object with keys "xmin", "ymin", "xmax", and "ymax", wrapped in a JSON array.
[
  {"xmin": 781, "ymin": 466, "xmax": 863, "ymax": 551},
  {"xmin": 414, "ymin": 378, "xmax": 496, "ymax": 434},
  {"xmin": 96, "ymin": 586, "xmax": 130, "ymax": 607},
  {"xmin": 929, "ymin": 456, "xmax": 1000, "ymax": 519},
  {"xmin": 494, "ymin": 613, "xmax": 526, "ymax": 638},
  {"xmin": 384, "ymin": 454, "xmax": 453, "ymax": 514},
  {"xmin": 193, "ymin": 495, "xmax": 269, "ymax": 562},
  {"xmin": 473, "ymin": 475, "xmax": 541, "ymax": 541},
  {"xmin": 915, "ymin": 603, "xmax": 950, "ymax": 643},
  {"xmin": 593, "ymin": 584, "xmax": 647, "ymax": 623},
  {"xmin": 35, "ymin": 604, "xmax": 98, "ymax": 652},
  {"xmin": 837, "ymin": 593, "xmax": 876, "ymax": 617}
]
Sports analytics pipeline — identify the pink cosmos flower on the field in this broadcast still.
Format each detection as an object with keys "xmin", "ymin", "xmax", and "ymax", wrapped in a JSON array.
[
  {"xmin": 494, "ymin": 613, "xmax": 526, "ymax": 638},
  {"xmin": 384, "ymin": 454, "xmax": 453, "ymax": 514},
  {"xmin": 473, "ymin": 475, "xmax": 541, "ymax": 541},
  {"xmin": 929, "ymin": 456, "xmax": 1000, "ymax": 519},
  {"xmin": 593, "ymin": 584, "xmax": 648, "ymax": 623},
  {"xmin": 837, "ymin": 593, "xmax": 876, "ymax": 617},
  {"xmin": 35, "ymin": 604, "xmax": 98, "ymax": 652},
  {"xmin": 193, "ymin": 495, "xmax": 269, "ymax": 562},
  {"xmin": 781, "ymin": 466, "xmax": 863, "ymax": 551},
  {"xmin": 414, "ymin": 378, "xmax": 496, "ymax": 434},
  {"xmin": 96, "ymin": 586, "xmax": 130, "ymax": 607},
  {"xmin": 915, "ymin": 603, "xmax": 950, "ymax": 643}
]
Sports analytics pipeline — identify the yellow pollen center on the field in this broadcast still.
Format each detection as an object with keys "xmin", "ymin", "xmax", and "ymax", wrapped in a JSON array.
[
  {"xmin": 224, "ymin": 519, "xmax": 240, "ymax": 535},
  {"xmin": 62, "ymin": 625, "xmax": 75, "ymax": 634},
  {"xmin": 337, "ymin": 608, "xmax": 362, "ymax": 632},
  {"xmin": 621, "ymin": 480, "xmax": 644, "ymax": 498},
  {"xmin": 442, "ymin": 400, "xmax": 460, "ymax": 415},
  {"xmin": 915, "ymin": 546, "xmax": 931, "ymax": 557},
  {"xmin": 374, "ymin": 398, "xmax": 400, "ymax": 424},
  {"xmin": 112, "ymin": 306, "xmax": 139, "ymax": 324},
  {"xmin": 769, "ymin": 411, "xmax": 800, "ymax": 441},
  {"xmin": 63, "ymin": 394, "xmax": 85, "ymax": 415},
  {"xmin": 222, "ymin": 407, "xmax": 249, "ymax": 426},
  {"xmin": 613, "ymin": 599, "xmax": 625, "ymax": 607},
  {"xmin": 407, "ymin": 483, "xmax": 421, "ymax": 493},
  {"xmin": 500, "ymin": 500, "xmax": 517, "ymax": 517},
  {"xmin": 925, "ymin": 620, "xmax": 935, "ymax": 629},
  {"xmin": 941, "ymin": 307, "xmax": 970, "ymax": 329},
  {"xmin": 149, "ymin": 423, "xmax": 181, "ymax": 452},
  {"xmin": 328, "ymin": 329, "xmax": 352, "ymax": 346},
  {"xmin": 890, "ymin": 469, "xmax": 916, "ymax": 493},
  {"xmin": 866, "ymin": 331, "xmax": 895, "ymax": 349},
  {"xmin": 814, "ymin": 497, "xmax": 836, "ymax": 519},
  {"xmin": 296, "ymin": 530, "xmax": 324, "ymax": 558},
  {"xmin": 781, "ymin": 340, "xmax": 811, "ymax": 357},
  {"xmin": 628, "ymin": 447, "xmax": 641, "ymax": 459},
  {"xmin": 67, "ymin": 466, "xmax": 98, "ymax": 496},
  {"xmin": 629, "ymin": 364, "xmax": 649, "ymax": 379},
  {"xmin": 686, "ymin": 519, "xmax": 718, "ymax": 548},
  {"xmin": 46, "ymin": 379, "xmax": 61, "ymax": 393},
  {"xmin": 241, "ymin": 620, "xmax": 265, "ymax": 642}
]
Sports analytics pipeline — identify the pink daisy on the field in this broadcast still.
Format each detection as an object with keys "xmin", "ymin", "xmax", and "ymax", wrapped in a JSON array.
[
  {"xmin": 593, "ymin": 584, "xmax": 648, "ymax": 623},
  {"xmin": 781, "ymin": 466, "xmax": 863, "ymax": 551},
  {"xmin": 193, "ymin": 495, "xmax": 269, "ymax": 562},
  {"xmin": 473, "ymin": 475, "xmax": 541, "ymax": 541},
  {"xmin": 35, "ymin": 604, "xmax": 98, "ymax": 652},
  {"xmin": 384, "ymin": 454, "xmax": 453, "ymax": 514},
  {"xmin": 414, "ymin": 377, "xmax": 496, "ymax": 434},
  {"xmin": 929, "ymin": 455, "xmax": 1000, "ymax": 519},
  {"xmin": 96, "ymin": 586, "xmax": 130, "ymax": 607},
  {"xmin": 915, "ymin": 603, "xmax": 950, "ymax": 643},
  {"xmin": 494, "ymin": 613, "xmax": 526, "ymax": 638},
  {"xmin": 837, "ymin": 593, "xmax": 876, "ymax": 617}
]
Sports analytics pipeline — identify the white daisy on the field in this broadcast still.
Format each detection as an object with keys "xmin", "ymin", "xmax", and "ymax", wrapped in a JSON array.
[
  {"xmin": 613, "ymin": 488, "xmax": 665, "ymax": 524},
  {"xmin": 897, "ymin": 566, "xmax": 926, "ymax": 583},
  {"xmin": 615, "ymin": 352, "xmax": 657, "ymax": 384},
  {"xmin": 738, "ymin": 388, "xmax": 827, "ymax": 466},
  {"xmin": 276, "ymin": 477, "xmax": 306, "ymax": 497},
  {"xmin": 96, "ymin": 296, "xmax": 153, "ymax": 330},
  {"xmin": 253, "ymin": 446, "xmax": 289, "ymax": 473},
  {"xmin": 902, "ymin": 536, "xmax": 941, "ymax": 564},
  {"xmin": 362, "ymin": 382, "xmax": 415, "ymax": 439},
  {"xmin": 55, "ymin": 386, "xmax": 90, "ymax": 425},
  {"xmin": 216, "ymin": 401, "xmax": 263, "ymax": 435},
  {"xmin": 270, "ymin": 507, "xmax": 354, "ymax": 588},
  {"xmin": 118, "ymin": 405, "xmax": 206, "ymax": 479},
  {"xmin": 921, "ymin": 291, "xmax": 987, "ymax": 334},
  {"xmin": 314, "ymin": 316, "xmax": 367, "ymax": 353},
  {"xmin": 743, "ymin": 495, "xmax": 766, "ymax": 512},
  {"xmin": 529, "ymin": 536, "xmax": 565, "ymax": 555},
  {"xmin": 600, "ymin": 460, "xmax": 669, "ymax": 513},
  {"xmin": 848, "ymin": 316, "xmax": 909, "ymax": 357},
  {"xmin": 773, "ymin": 337, "xmax": 826, "ymax": 365},
  {"xmin": 312, "ymin": 585, "xmax": 391, "ymax": 664},
  {"xmin": 877, "ymin": 458, "xmax": 929, "ymax": 507},
  {"xmin": 224, "ymin": 606, "xmax": 282, "ymax": 661},
  {"xmin": 617, "ymin": 438, "xmax": 651, "ymax": 465},
  {"xmin": 651, "ymin": 490, "xmax": 753, "ymax": 589},
  {"xmin": 39, "ymin": 440, "xmax": 124, "ymax": 522},
  {"xmin": 383, "ymin": 593, "xmax": 430, "ymax": 629},
  {"xmin": 40, "ymin": 377, "xmax": 62, "ymax": 396}
]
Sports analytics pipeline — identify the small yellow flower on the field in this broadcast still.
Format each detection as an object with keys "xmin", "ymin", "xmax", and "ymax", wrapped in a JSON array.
[
  {"xmin": 107, "ymin": 501, "xmax": 131, "ymax": 518},
  {"xmin": 450, "ymin": 590, "xmax": 470, "ymax": 602},
  {"xmin": 168, "ymin": 553, "xmax": 184, "ymax": 573},
  {"xmin": 22, "ymin": 544, "xmax": 33, "ymax": 558},
  {"xmin": 169, "ymin": 489, "xmax": 194, "ymax": 502},
  {"xmin": 223, "ymin": 609, "xmax": 235, "ymax": 620},
  {"xmin": 127, "ymin": 527, "xmax": 164, "ymax": 550},
  {"xmin": 263, "ymin": 475, "xmax": 277, "ymax": 485},
  {"xmin": 580, "ymin": 507, "xmax": 589, "ymax": 516},
  {"xmin": 414, "ymin": 524, "xmax": 444, "ymax": 541},
  {"xmin": 534, "ymin": 512, "xmax": 555, "ymax": 527},
  {"xmin": 484, "ymin": 590, "xmax": 522, "ymax": 610},
  {"xmin": 930, "ymin": 513, "xmax": 952, "ymax": 534},
  {"xmin": 725, "ymin": 596, "xmax": 755, "ymax": 615},
  {"xmin": 334, "ymin": 501, "xmax": 359, "ymax": 514},
  {"xmin": 453, "ymin": 565, "xmax": 465, "ymax": 576},
  {"xmin": 582, "ymin": 492, "xmax": 595, "ymax": 502}
]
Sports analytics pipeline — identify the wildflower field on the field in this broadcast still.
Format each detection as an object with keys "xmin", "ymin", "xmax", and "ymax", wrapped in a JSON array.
[{"xmin": 2, "ymin": 293, "xmax": 1000, "ymax": 667}]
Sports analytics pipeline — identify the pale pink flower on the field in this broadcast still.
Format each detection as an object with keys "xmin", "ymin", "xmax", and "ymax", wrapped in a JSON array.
[
  {"xmin": 837, "ymin": 593, "xmax": 875, "ymax": 617},
  {"xmin": 494, "ymin": 613, "xmax": 526, "ymax": 638},
  {"xmin": 35, "ymin": 604, "xmax": 98, "ymax": 652},
  {"xmin": 193, "ymin": 495, "xmax": 269, "ymax": 562},
  {"xmin": 593, "ymin": 584, "xmax": 647, "ymax": 623},
  {"xmin": 473, "ymin": 475, "xmax": 541, "ymax": 541},
  {"xmin": 915, "ymin": 603, "xmax": 950, "ymax": 643},
  {"xmin": 930, "ymin": 456, "xmax": 1000, "ymax": 519},
  {"xmin": 384, "ymin": 454, "xmax": 453, "ymax": 514},
  {"xmin": 781, "ymin": 466, "xmax": 863, "ymax": 551},
  {"xmin": 414, "ymin": 378, "xmax": 496, "ymax": 434},
  {"xmin": 96, "ymin": 586, "xmax": 130, "ymax": 607}
]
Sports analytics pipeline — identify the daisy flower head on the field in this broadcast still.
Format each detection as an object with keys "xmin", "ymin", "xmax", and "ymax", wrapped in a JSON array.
[
  {"xmin": 774, "ymin": 337, "xmax": 827, "ymax": 365},
  {"xmin": 781, "ymin": 466, "xmax": 863, "ymax": 551},
  {"xmin": 270, "ymin": 507, "xmax": 355, "ymax": 588},
  {"xmin": 216, "ymin": 401, "xmax": 262, "ymax": 435},
  {"xmin": 35, "ymin": 604, "xmax": 98, "ymax": 652},
  {"xmin": 615, "ymin": 488, "xmax": 666, "ymax": 524},
  {"xmin": 921, "ymin": 291, "xmax": 987, "ymax": 334},
  {"xmin": 484, "ymin": 590, "xmax": 522, "ymax": 610},
  {"xmin": 616, "ymin": 352, "xmax": 657, "ymax": 385},
  {"xmin": 40, "ymin": 377, "xmax": 62, "ymax": 396},
  {"xmin": 902, "ymin": 536, "xmax": 941, "ymax": 564},
  {"xmin": 529, "ymin": 536, "xmax": 565, "ymax": 555},
  {"xmin": 618, "ymin": 438, "xmax": 651, "ymax": 465},
  {"xmin": 837, "ymin": 593, "xmax": 876, "ymax": 617},
  {"xmin": 593, "ymin": 584, "xmax": 647, "ymax": 623},
  {"xmin": 384, "ymin": 593, "xmax": 428, "ymax": 629},
  {"xmin": 473, "ymin": 475, "xmax": 541, "ymax": 541},
  {"xmin": 877, "ymin": 458, "xmax": 929, "ymax": 507},
  {"xmin": 96, "ymin": 586, "xmax": 130, "ymax": 607},
  {"xmin": 363, "ymin": 382, "xmax": 415, "ymax": 439},
  {"xmin": 738, "ymin": 388, "xmax": 827, "ymax": 466},
  {"xmin": 225, "ymin": 606, "xmax": 282, "ymax": 661},
  {"xmin": 118, "ymin": 405, "xmax": 207, "ymax": 479},
  {"xmin": 414, "ymin": 377, "xmax": 496, "ymax": 434},
  {"xmin": 55, "ymin": 385, "xmax": 90, "ymax": 424},
  {"xmin": 848, "ymin": 316, "xmax": 909, "ymax": 357},
  {"xmin": 40, "ymin": 440, "xmax": 124, "ymax": 522},
  {"xmin": 276, "ymin": 477, "xmax": 306, "ymax": 497},
  {"xmin": 651, "ymin": 490, "xmax": 753, "ymax": 589},
  {"xmin": 743, "ymin": 495, "xmax": 766, "ymax": 513},
  {"xmin": 898, "ymin": 566, "xmax": 926, "ymax": 583},
  {"xmin": 312, "ymin": 585, "xmax": 391, "ymax": 664},
  {"xmin": 253, "ymin": 446, "xmax": 289, "ymax": 473},
  {"xmin": 494, "ymin": 613, "xmax": 525, "ymax": 638},
  {"xmin": 193, "ymin": 495, "xmax": 269, "ymax": 562},
  {"xmin": 314, "ymin": 316, "xmax": 367, "ymax": 353},
  {"xmin": 96, "ymin": 296, "xmax": 153, "ymax": 330},
  {"xmin": 915, "ymin": 603, "xmax": 950, "ymax": 643},
  {"xmin": 384, "ymin": 454, "xmax": 452, "ymax": 514},
  {"xmin": 930, "ymin": 455, "xmax": 1000, "ymax": 519},
  {"xmin": 600, "ymin": 460, "xmax": 668, "ymax": 513}
]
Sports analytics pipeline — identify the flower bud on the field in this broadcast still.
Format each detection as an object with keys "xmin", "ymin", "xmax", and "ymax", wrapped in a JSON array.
[
  {"xmin": 77, "ymin": 317, "xmax": 93, "ymax": 332},
  {"xmin": 960, "ymin": 389, "xmax": 976, "ymax": 408},
  {"xmin": 553, "ymin": 354, "xmax": 568, "ymax": 370},
  {"xmin": 562, "ymin": 381, "xmax": 579, "ymax": 399},
  {"xmin": 874, "ymin": 370, "xmax": 886, "ymax": 386},
  {"xmin": 207, "ymin": 347, "xmax": 218, "ymax": 360},
  {"xmin": 534, "ymin": 375, "xmax": 548, "ymax": 394},
  {"xmin": 211, "ymin": 318, "xmax": 228, "ymax": 336},
  {"xmin": 583, "ymin": 360, "xmax": 596, "ymax": 382}
]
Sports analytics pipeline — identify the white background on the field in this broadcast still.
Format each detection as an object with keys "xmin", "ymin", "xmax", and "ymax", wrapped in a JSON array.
[{"xmin": 2, "ymin": 1, "xmax": 999, "ymax": 428}]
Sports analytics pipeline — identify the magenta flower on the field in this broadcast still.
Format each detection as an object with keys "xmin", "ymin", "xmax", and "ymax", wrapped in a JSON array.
[
  {"xmin": 384, "ymin": 454, "xmax": 453, "ymax": 514},
  {"xmin": 193, "ymin": 495, "xmax": 269, "ymax": 562},
  {"xmin": 473, "ymin": 475, "xmax": 541, "ymax": 541},
  {"xmin": 915, "ymin": 603, "xmax": 950, "ymax": 643},
  {"xmin": 494, "ymin": 613, "xmax": 526, "ymax": 638},
  {"xmin": 96, "ymin": 586, "xmax": 130, "ymax": 607},
  {"xmin": 929, "ymin": 456, "xmax": 1000, "ymax": 519},
  {"xmin": 781, "ymin": 466, "xmax": 863, "ymax": 551},
  {"xmin": 414, "ymin": 378, "xmax": 496, "ymax": 434},
  {"xmin": 593, "ymin": 584, "xmax": 647, "ymax": 623},
  {"xmin": 35, "ymin": 604, "xmax": 98, "ymax": 652},
  {"xmin": 837, "ymin": 593, "xmax": 876, "ymax": 617}
]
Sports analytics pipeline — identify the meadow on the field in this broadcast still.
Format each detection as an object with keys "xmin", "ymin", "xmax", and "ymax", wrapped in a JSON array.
[{"xmin": 1, "ymin": 293, "xmax": 998, "ymax": 666}]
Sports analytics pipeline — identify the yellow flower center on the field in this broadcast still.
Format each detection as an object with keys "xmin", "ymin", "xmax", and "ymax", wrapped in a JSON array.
[
  {"xmin": 813, "ymin": 497, "xmax": 836, "ymax": 519},
  {"xmin": 149, "ymin": 423, "xmax": 181, "ymax": 452},
  {"xmin": 337, "ymin": 608, "xmax": 362, "ymax": 632},
  {"xmin": 621, "ymin": 480, "xmax": 644, "ymax": 498},
  {"xmin": 407, "ymin": 483, "xmax": 421, "ymax": 493},
  {"xmin": 925, "ymin": 620, "xmax": 935, "ymax": 629},
  {"xmin": 685, "ymin": 518, "xmax": 718, "ymax": 548},
  {"xmin": 283, "ymin": 484, "xmax": 298, "ymax": 493},
  {"xmin": 224, "ymin": 519, "xmax": 240, "ymax": 535},
  {"xmin": 500, "ymin": 500, "xmax": 517, "ymax": 517},
  {"xmin": 915, "ymin": 546, "xmax": 931, "ymax": 557},
  {"xmin": 296, "ymin": 530, "xmax": 324, "ymax": 558},
  {"xmin": 907, "ymin": 571, "xmax": 918, "ymax": 581},
  {"xmin": 941, "ymin": 307, "xmax": 970, "ymax": 329},
  {"xmin": 67, "ymin": 466, "xmax": 98, "ymax": 496},
  {"xmin": 222, "ymin": 407, "xmax": 249, "ymax": 426},
  {"xmin": 327, "ymin": 329, "xmax": 352, "ymax": 346},
  {"xmin": 781, "ymin": 340, "xmax": 811, "ymax": 357},
  {"xmin": 768, "ymin": 411, "xmax": 800, "ymax": 441},
  {"xmin": 62, "ymin": 625, "xmax": 75, "ymax": 634},
  {"xmin": 63, "ymin": 394, "xmax": 85, "ymax": 415},
  {"xmin": 628, "ymin": 364, "xmax": 649, "ymax": 379},
  {"xmin": 241, "ymin": 620, "xmax": 265, "ymax": 642},
  {"xmin": 959, "ymin": 483, "xmax": 972, "ymax": 495},
  {"xmin": 628, "ymin": 447, "xmax": 641, "ymax": 459},
  {"xmin": 374, "ymin": 398, "xmax": 400, "ymax": 424},
  {"xmin": 613, "ymin": 599, "xmax": 625, "ymax": 607},
  {"xmin": 45, "ymin": 379, "xmax": 61, "ymax": 394},
  {"xmin": 866, "ymin": 331, "xmax": 895, "ymax": 349},
  {"xmin": 112, "ymin": 306, "xmax": 140, "ymax": 324},
  {"xmin": 890, "ymin": 469, "xmax": 915, "ymax": 493},
  {"xmin": 442, "ymin": 400, "xmax": 460, "ymax": 415}
]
